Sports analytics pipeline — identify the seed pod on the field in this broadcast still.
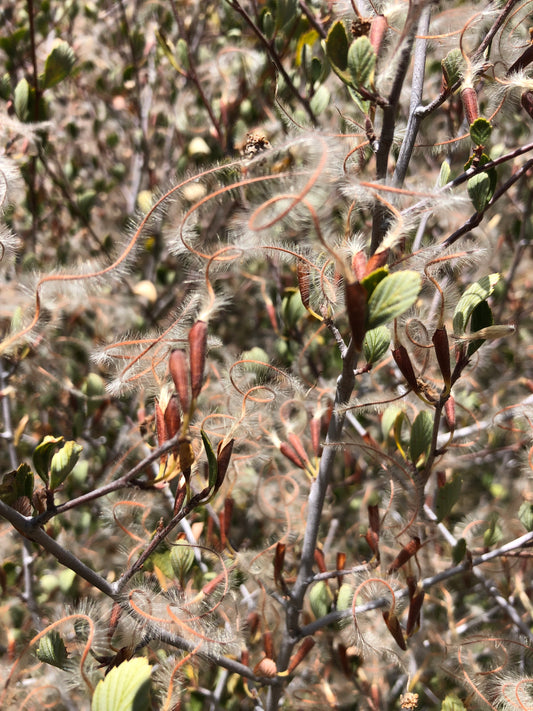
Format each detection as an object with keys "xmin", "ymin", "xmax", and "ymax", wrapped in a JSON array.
[
  {"xmin": 432, "ymin": 326, "xmax": 451, "ymax": 387},
  {"xmin": 169, "ymin": 349, "xmax": 190, "ymax": 415},
  {"xmin": 392, "ymin": 345, "xmax": 418, "ymax": 391},
  {"xmin": 189, "ymin": 320, "xmax": 208, "ymax": 400}
]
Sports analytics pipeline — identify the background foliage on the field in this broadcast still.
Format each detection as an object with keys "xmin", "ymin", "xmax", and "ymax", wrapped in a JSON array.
[{"xmin": 1, "ymin": 0, "xmax": 533, "ymax": 709}]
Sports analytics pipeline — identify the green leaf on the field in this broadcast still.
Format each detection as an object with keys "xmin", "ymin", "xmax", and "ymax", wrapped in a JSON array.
[
  {"xmin": 435, "ymin": 475, "xmax": 462, "ymax": 522},
  {"xmin": 170, "ymin": 540, "xmax": 195, "ymax": 582},
  {"xmin": 36, "ymin": 630, "xmax": 69, "ymax": 670},
  {"xmin": 409, "ymin": 410, "xmax": 433, "ymax": 466},
  {"xmin": 441, "ymin": 694, "xmax": 467, "ymax": 711},
  {"xmin": 201, "ymin": 430, "xmax": 218, "ymax": 490},
  {"xmin": 325, "ymin": 21, "xmax": 350, "ymax": 81},
  {"xmin": 0, "ymin": 463, "xmax": 34, "ymax": 507},
  {"xmin": 347, "ymin": 36, "xmax": 376, "ymax": 90},
  {"xmin": 518, "ymin": 501, "xmax": 533, "ymax": 531},
  {"xmin": 467, "ymin": 172, "xmax": 491, "ymax": 212},
  {"xmin": 91, "ymin": 657, "xmax": 152, "ymax": 711},
  {"xmin": 437, "ymin": 160, "xmax": 451, "ymax": 187},
  {"xmin": 483, "ymin": 513, "xmax": 503, "ymax": 547},
  {"xmin": 466, "ymin": 299, "xmax": 493, "ymax": 356},
  {"xmin": 452, "ymin": 538, "xmax": 467, "ymax": 565},
  {"xmin": 469, "ymin": 117, "xmax": 492, "ymax": 146},
  {"xmin": 361, "ymin": 266, "xmax": 388, "ymax": 298},
  {"xmin": 310, "ymin": 84, "xmax": 330, "ymax": 115},
  {"xmin": 33, "ymin": 435, "xmax": 64, "ymax": 486},
  {"xmin": 452, "ymin": 273, "xmax": 500, "ymax": 335},
  {"xmin": 441, "ymin": 49, "xmax": 465, "ymax": 88},
  {"xmin": 49, "ymin": 441, "xmax": 83, "ymax": 490},
  {"xmin": 41, "ymin": 40, "xmax": 76, "ymax": 89},
  {"xmin": 367, "ymin": 271, "xmax": 422, "ymax": 330},
  {"xmin": 363, "ymin": 326, "xmax": 390, "ymax": 365},
  {"xmin": 14, "ymin": 77, "xmax": 30, "ymax": 121},
  {"xmin": 309, "ymin": 580, "xmax": 333, "ymax": 620}
]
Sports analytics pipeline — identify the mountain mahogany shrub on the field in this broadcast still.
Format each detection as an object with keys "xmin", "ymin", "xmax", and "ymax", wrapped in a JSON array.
[{"xmin": 1, "ymin": 0, "xmax": 533, "ymax": 709}]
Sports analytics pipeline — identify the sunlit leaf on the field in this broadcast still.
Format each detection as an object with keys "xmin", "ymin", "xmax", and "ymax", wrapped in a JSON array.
[
  {"xmin": 367, "ymin": 271, "xmax": 422, "ymax": 329},
  {"xmin": 91, "ymin": 657, "xmax": 152, "ymax": 711}
]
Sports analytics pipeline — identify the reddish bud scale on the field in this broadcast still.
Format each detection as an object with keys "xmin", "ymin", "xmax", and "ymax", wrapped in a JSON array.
[
  {"xmin": 368, "ymin": 503, "xmax": 380, "ymax": 535},
  {"xmin": 382, "ymin": 609, "xmax": 407, "ymax": 650},
  {"xmin": 287, "ymin": 638, "xmax": 316, "ymax": 675},
  {"xmin": 369, "ymin": 13, "xmax": 388, "ymax": 54},
  {"xmin": 163, "ymin": 394, "xmax": 181, "ymax": 441},
  {"xmin": 345, "ymin": 281, "xmax": 368, "ymax": 351},
  {"xmin": 216, "ymin": 438, "xmax": 235, "ymax": 490},
  {"xmin": 155, "ymin": 400, "xmax": 167, "ymax": 447},
  {"xmin": 336, "ymin": 552, "xmax": 346, "ymax": 572},
  {"xmin": 266, "ymin": 301, "xmax": 278, "ymax": 331},
  {"xmin": 287, "ymin": 432, "xmax": 309, "ymax": 467},
  {"xmin": 189, "ymin": 320, "xmax": 208, "ymax": 400},
  {"xmin": 387, "ymin": 536, "xmax": 421, "ymax": 573},
  {"xmin": 297, "ymin": 260, "xmax": 311, "ymax": 309},
  {"xmin": 179, "ymin": 439, "xmax": 195, "ymax": 481},
  {"xmin": 173, "ymin": 483, "xmax": 186, "ymax": 515},
  {"xmin": 392, "ymin": 345, "xmax": 418, "ymax": 391},
  {"xmin": 352, "ymin": 251, "xmax": 367, "ymax": 282},
  {"xmin": 444, "ymin": 396, "xmax": 456, "ymax": 431},
  {"xmin": 310, "ymin": 416, "xmax": 322, "ymax": 457},
  {"xmin": 263, "ymin": 630, "xmax": 274, "ymax": 660},
  {"xmin": 314, "ymin": 548, "xmax": 326, "ymax": 573},
  {"xmin": 406, "ymin": 588, "xmax": 425, "ymax": 636},
  {"xmin": 169, "ymin": 349, "xmax": 190, "ymax": 415},
  {"xmin": 365, "ymin": 529, "xmax": 380, "ymax": 557},
  {"xmin": 432, "ymin": 326, "xmax": 451, "ymax": 387},
  {"xmin": 223, "ymin": 497, "xmax": 233, "ymax": 540},
  {"xmin": 461, "ymin": 86, "xmax": 479, "ymax": 125},
  {"xmin": 274, "ymin": 542, "xmax": 286, "ymax": 589},
  {"xmin": 109, "ymin": 602, "xmax": 122, "ymax": 637},
  {"xmin": 365, "ymin": 248, "xmax": 389, "ymax": 275},
  {"xmin": 437, "ymin": 469, "xmax": 446, "ymax": 488},
  {"xmin": 521, "ymin": 90, "xmax": 533, "ymax": 119},
  {"xmin": 279, "ymin": 441, "xmax": 306, "ymax": 469}
]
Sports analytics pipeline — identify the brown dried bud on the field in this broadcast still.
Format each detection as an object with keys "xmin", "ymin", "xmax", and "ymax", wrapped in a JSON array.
[
  {"xmin": 189, "ymin": 320, "xmax": 208, "ymax": 401},
  {"xmin": 345, "ymin": 281, "xmax": 368, "ymax": 351},
  {"xmin": 521, "ymin": 90, "xmax": 533, "ymax": 120},
  {"xmin": 369, "ymin": 14, "xmax": 388, "ymax": 54},
  {"xmin": 215, "ymin": 438, "xmax": 234, "ymax": 490},
  {"xmin": 310, "ymin": 415, "xmax": 322, "ymax": 457},
  {"xmin": 254, "ymin": 657, "xmax": 277, "ymax": 678},
  {"xmin": 155, "ymin": 399, "xmax": 167, "ymax": 448},
  {"xmin": 279, "ymin": 441, "xmax": 306, "ymax": 469},
  {"xmin": 13, "ymin": 496, "xmax": 31, "ymax": 516},
  {"xmin": 351, "ymin": 251, "xmax": 367, "ymax": 282},
  {"xmin": 382, "ymin": 609, "xmax": 407, "ymax": 650},
  {"xmin": 163, "ymin": 394, "xmax": 181, "ymax": 441},
  {"xmin": 432, "ymin": 326, "xmax": 451, "ymax": 387},
  {"xmin": 287, "ymin": 638, "xmax": 316, "ymax": 675},
  {"xmin": 444, "ymin": 396, "xmax": 456, "ymax": 431},
  {"xmin": 365, "ymin": 248, "xmax": 389, "ymax": 275},
  {"xmin": 387, "ymin": 537, "xmax": 421, "ymax": 573},
  {"xmin": 461, "ymin": 86, "xmax": 479, "ymax": 126},
  {"xmin": 392, "ymin": 345, "xmax": 418, "ymax": 391},
  {"xmin": 297, "ymin": 259, "xmax": 311, "ymax": 309},
  {"xmin": 169, "ymin": 349, "xmax": 190, "ymax": 415}
]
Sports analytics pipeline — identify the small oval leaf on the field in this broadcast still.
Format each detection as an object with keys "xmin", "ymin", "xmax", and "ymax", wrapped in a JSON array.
[
  {"xmin": 409, "ymin": 410, "xmax": 433, "ymax": 466},
  {"xmin": 347, "ymin": 35, "xmax": 376, "ymax": 90},
  {"xmin": 36, "ymin": 630, "xmax": 69, "ymax": 670},
  {"xmin": 42, "ymin": 40, "xmax": 76, "ymax": 89},
  {"xmin": 49, "ymin": 441, "xmax": 83, "ymax": 490},
  {"xmin": 367, "ymin": 271, "xmax": 422, "ymax": 330},
  {"xmin": 469, "ymin": 117, "xmax": 492, "ymax": 147},
  {"xmin": 452, "ymin": 273, "xmax": 500, "ymax": 335},
  {"xmin": 91, "ymin": 657, "xmax": 152, "ymax": 711},
  {"xmin": 467, "ymin": 172, "xmax": 491, "ymax": 212},
  {"xmin": 363, "ymin": 325, "xmax": 391, "ymax": 365}
]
